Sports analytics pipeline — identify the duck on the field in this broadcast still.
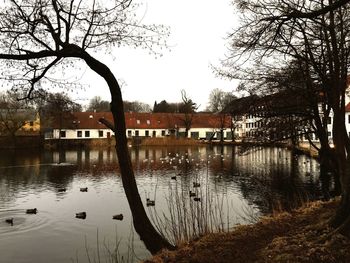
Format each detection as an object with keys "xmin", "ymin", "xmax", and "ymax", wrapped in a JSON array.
[
  {"xmin": 75, "ymin": 212, "xmax": 87, "ymax": 219},
  {"xmin": 26, "ymin": 208, "xmax": 37, "ymax": 214},
  {"xmin": 189, "ymin": 191, "xmax": 196, "ymax": 197},
  {"xmin": 58, "ymin": 188, "xmax": 66, "ymax": 192},
  {"xmin": 5, "ymin": 218, "xmax": 13, "ymax": 225},
  {"xmin": 194, "ymin": 197, "xmax": 201, "ymax": 202},
  {"xmin": 80, "ymin": 187, "xmax": 88, "ymax": 192},
  {"xmin": 146, "ymin": 198, "xmax": 155, "ymax": 207},
  {"xmin": 112, "ymin": 214, "xmax": 124, "ymax": 220},
  {"xmin": 193, "ymin": 182, "xmax": 200, "ymax": 188}
]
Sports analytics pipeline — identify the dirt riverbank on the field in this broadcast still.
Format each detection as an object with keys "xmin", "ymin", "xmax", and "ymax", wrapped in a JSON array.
[{"xmin": 145, "ymin": 199, "xmax": 350, "ymax": 263}]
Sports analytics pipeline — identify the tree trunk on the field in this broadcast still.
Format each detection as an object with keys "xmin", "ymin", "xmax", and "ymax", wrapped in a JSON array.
[
  {"xmin": 81, "ymin": 51, "xmax": 174, "ymax": 254},
  {"xmin": 311, "ymin": 98, "xmax": 341, "ymax": 197},
  {"xmin": 319, "ymin": 147, "xmax": 340, "ymax": 199},
  {"xmin": 329, "ymin": 101, "xmax": 350, "ymax": 233}
]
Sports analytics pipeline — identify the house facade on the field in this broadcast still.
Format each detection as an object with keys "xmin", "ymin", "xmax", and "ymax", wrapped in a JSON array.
[
  {"xmin": 229, "ymin": 95, "xmax": 350, "ymax": 143},
  {"xmin": 45, "ymin": 112, "xmax": 233, "ymax": 141}
]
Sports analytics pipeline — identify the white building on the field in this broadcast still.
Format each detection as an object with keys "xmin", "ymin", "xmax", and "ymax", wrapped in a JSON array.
[{"xmin": 45, "ymin": 112, "xmax": 233, "ymax": 141}]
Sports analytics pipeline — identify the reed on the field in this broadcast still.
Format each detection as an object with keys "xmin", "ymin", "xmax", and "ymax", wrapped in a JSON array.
[
  {"xmin": 73, "ymin": 226, "xmax": 145, "ymax": 263},
  {"xmin": 147, "ymin": 162, "xmax": 239, "ymax": 245}
]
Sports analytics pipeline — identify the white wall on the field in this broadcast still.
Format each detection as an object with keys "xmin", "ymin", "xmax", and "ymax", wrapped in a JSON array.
[
  {"xmin": 53, "ymin": 129, "xmax": 113, "ymax": 139},
  {"xmin": 126, "ymin": 129, "xmax": 167, "ymax": 137}
]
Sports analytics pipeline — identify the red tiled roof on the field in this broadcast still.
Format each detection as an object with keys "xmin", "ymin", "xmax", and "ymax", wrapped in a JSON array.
[
  {"xmin": 52, "ymin": 112, "xmax": 232, "ymax": 130},
  {"xmin": 346, "ymin": 103, "xmax": 350, "ymax": 112}
]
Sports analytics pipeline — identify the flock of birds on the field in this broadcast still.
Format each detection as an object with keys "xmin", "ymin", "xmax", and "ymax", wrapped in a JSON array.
[
  {"xmin": 5, "ymin": 208, "xmax": 37, "ymax": 226},
  {"xmin": 4, "ymin": 151, "xmax": 220, "ymax": 227},
  {"xmin": 3, "ymin": 187, "xmax": 124, "ymax": 226}
]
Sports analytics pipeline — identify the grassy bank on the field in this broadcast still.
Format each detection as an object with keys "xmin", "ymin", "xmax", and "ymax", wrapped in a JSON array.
[{"xmin": 145, "ymin": 199, "xmax": 350, "ymax": 263}]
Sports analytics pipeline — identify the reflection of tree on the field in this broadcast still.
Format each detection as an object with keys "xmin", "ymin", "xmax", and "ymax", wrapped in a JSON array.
[
  {"xmin": 46, "ymin": 166, "xmax": 76, "ymax": 192},
  {"xmin": 0, "ymin": 150, "xmax": 75, "ymax": 203},
  {"xmin": 0, "ymin": 146, "xmax": 323, "ymax": 223},
  {"xmin": 236, "ymin": 154, "xmax": 319, "ymax": 214}
]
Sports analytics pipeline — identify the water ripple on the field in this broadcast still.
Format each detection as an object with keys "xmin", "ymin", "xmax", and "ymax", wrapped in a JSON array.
[{"xmin": 0, "ymin": 209, "xmax": 53, "ymax": 236}]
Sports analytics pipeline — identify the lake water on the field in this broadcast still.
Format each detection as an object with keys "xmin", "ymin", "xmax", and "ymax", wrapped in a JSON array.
[{"xmin": 0, "ymin": 145, "xmax": 321, "ymax": 262}]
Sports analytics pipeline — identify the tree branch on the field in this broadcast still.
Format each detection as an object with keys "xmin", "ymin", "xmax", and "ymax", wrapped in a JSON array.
[{"xmin": 98, "ymin": 117, "xmax": 115, "ymax": 132}]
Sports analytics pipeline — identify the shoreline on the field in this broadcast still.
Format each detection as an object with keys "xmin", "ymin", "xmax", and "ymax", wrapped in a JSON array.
[
  {"xmin": 145, "ymin": 199, "xmax": 349, "ymax": 263},
  {"xmin": 0, "ymin": 136, "xmax": 320, "ymax": 158}
]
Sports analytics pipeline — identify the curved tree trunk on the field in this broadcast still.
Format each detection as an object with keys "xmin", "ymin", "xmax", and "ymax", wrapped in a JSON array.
[{"xmin": 81, "ymin": 51, "xmax": 174, "ymax": 254}]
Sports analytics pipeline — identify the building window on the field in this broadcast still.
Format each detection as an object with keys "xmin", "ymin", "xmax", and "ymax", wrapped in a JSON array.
[
  {"xmin": 29, "ymin": 121, "xmax": 34, "ymax": 126},
  {"xmin": 136, "ymin": 119, "xmax": 140, "ymax": 124},
  {"xmin": 327, "ymin": 117, "xmax": 332, "ymax": 124},
  {"xmin": 145, "ymin": 130, "xmax": 149, "ymax": 137},
  {"xmin": 327, "ymin": 131, "xmax": 332, "ymax": 137},
  {"xmin": 77, "ymin": 131, "xmax": 82, "ymax": 137},
  {"xmin": 161, "ymin": 130, "xmax": 166, "ymax": 136},
  {"xmin": 348, "ymin": 115, "xmax": 350, "ymax": 123},
  {"xmin": 152, "ymin": 131, "xmax": 156, "ymax": 137},
  {"xmin": 60, "ymin": 131, "xmax": 66, "ymax": 138},
  {"xmin": 135, "ymin": 130, "xmax": 139, "ymax": 136},
  {"xmin": 127, "ymin": 130, "xmax": 132, "ymax": 137},
  {"xmin": 99, "ymin": 130, "xmax": 103, "ymax": 137},
  {"xmin": 85, "ymin": 131, "xmax": 90, "ymax": 137}
]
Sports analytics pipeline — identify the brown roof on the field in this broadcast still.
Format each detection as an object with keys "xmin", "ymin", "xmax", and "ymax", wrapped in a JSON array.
[{"xmin": 52, "ymin": 112, "xmax": 232, "ymax": 129}]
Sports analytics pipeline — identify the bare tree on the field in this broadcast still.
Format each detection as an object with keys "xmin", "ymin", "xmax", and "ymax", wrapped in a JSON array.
[
  {"xmin": 37, "ymin": 92, "xmax": 81, "ymax": 142},
  {"xmin": 124, "ymin": 100, "xmax": 151, "ymax": 112},
  {"xmin": 86, "ymin": 96, "xmax": 110, "ymax": 112},
  {"xmin": 0, "ymin": 91, "xmax": 34, "ymax": 146},
  {"xmin": 223, "ymin": 0, "xmax": 350, "ymax": 233},
  {"xmin": 177, "ymin": 90, "xmax": 199, "ymax": 137},
  {"xmin": 207, "ymin": 88, "xmax": 237, "ymax": 142},
  {"xmin": 0, "ymin": 0, "xmax": 172, "ymax": 253}
]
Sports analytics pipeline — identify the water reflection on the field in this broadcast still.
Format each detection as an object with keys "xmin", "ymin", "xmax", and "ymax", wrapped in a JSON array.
[{"xmin": 0, "ymin": 146, "xmax": 322, "ymax": 262}]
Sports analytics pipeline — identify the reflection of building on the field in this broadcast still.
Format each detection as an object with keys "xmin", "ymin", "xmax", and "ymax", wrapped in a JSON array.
[{"xmin": 45, "ymin": 112, "xmax": 233, "ymax": 141}]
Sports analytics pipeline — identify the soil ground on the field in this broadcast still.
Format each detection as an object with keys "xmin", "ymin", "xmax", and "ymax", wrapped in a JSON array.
[{"xmin": 145, "ymin": 199, "xmax": 350, "ymax": 263}]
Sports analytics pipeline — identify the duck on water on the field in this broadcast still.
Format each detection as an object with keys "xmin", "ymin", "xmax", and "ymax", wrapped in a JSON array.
[
  {"xmin": 5, "ymin": 218, "xmax": 13, "ymax": 225},
  {"xmin": 76, "ymin": 212, "xmax": 87, "ymax": 219},
  {"xmin": 26, "ymin": 208, "xmax": 37, "ymax": 214}
]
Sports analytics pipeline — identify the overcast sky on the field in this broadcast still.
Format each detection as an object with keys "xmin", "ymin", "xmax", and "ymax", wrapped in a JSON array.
[
  {"xmin": 0, "ymin": 0, "xmax": 238, "ymax": 110},
  {"xmin": 71, "ymin": 0, "xmax": 239, "ymax": 111}
]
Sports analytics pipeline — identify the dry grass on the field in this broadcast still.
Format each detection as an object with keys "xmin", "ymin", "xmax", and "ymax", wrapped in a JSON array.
[{"xmin": 145, "ymin": 199, "xmax": 350, "ymax": 263}]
